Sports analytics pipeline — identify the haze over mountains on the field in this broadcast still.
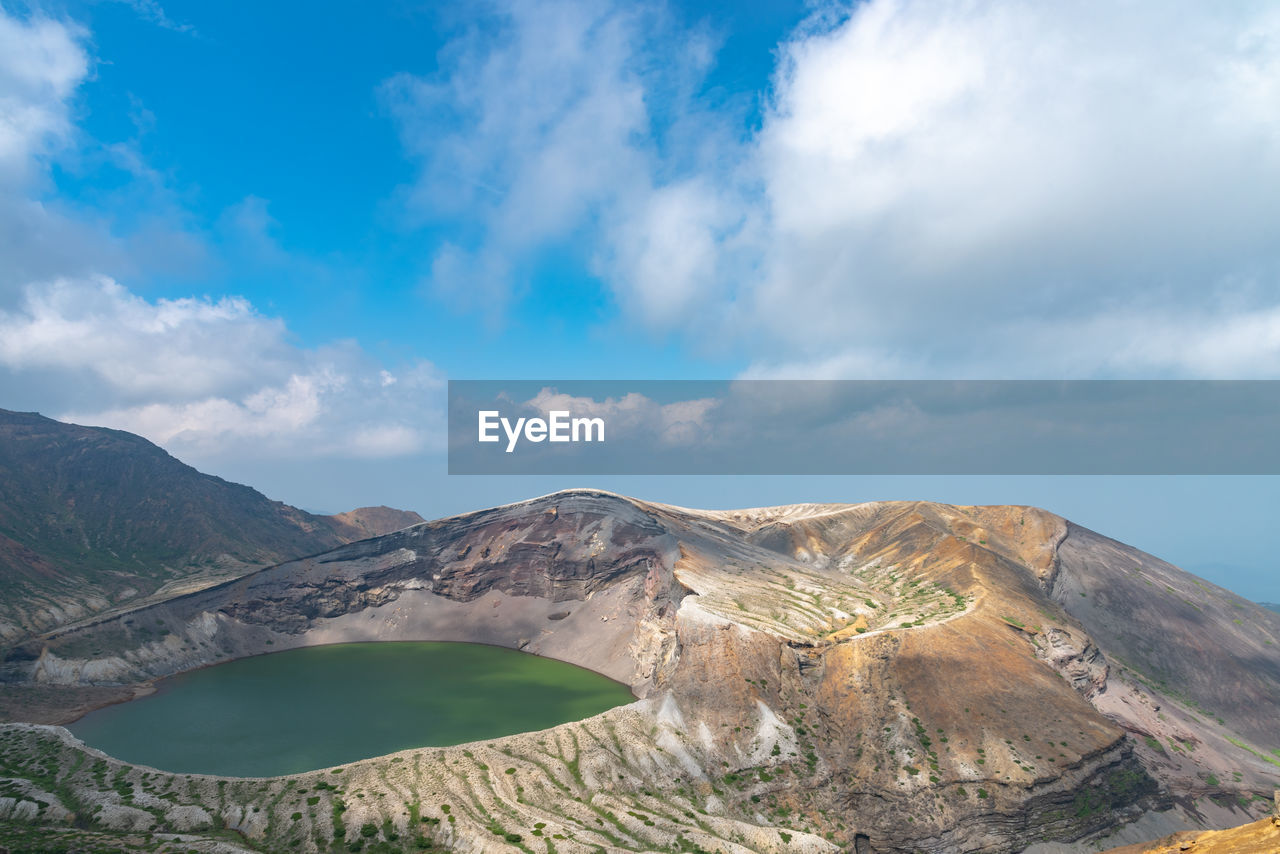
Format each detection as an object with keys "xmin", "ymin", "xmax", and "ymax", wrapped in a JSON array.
[{"xmin": 0, "ymin": 408, "xmax": 422, "ymax": 646}]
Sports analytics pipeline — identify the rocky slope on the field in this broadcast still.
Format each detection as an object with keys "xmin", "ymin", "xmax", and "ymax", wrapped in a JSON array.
[
  {"xmin": 0, "ymin": 409, "xmax": 421, "ymax": 646},
  {"xmin": 1, "ymin": 491, "xmax": 1277, "ymax": 854},
  {"xmin": 1101, "ymin": 811, "xmax": 1280, "ymax": 854},
  {"xmin": 328, "ymin": 506, "xmax": 426, "ymax": 541}
]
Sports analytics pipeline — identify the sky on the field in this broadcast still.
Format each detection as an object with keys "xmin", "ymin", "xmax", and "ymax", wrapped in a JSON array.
[{"xmin": 1, "ymin": 0, "xmax": 1279, "ymax": 600}]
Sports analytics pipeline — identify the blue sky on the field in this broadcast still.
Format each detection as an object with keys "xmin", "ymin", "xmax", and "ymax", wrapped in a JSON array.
[
  {"xmin": 2, "ymin": 1, "xmax": 1279, "ymax": 599},
  {"xmin": 34, "ymin": 0, "xmax": 803, "ymax": 376}
]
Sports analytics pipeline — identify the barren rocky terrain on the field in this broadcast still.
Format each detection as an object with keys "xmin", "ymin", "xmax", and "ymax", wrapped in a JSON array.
[
  {"xmin": 1100, "ymin": 810, "xmax": 1280, "ymax": 854},
  {"xmin": 1, "ymin": 490, "xmax": 1277, "ymax": 853}
]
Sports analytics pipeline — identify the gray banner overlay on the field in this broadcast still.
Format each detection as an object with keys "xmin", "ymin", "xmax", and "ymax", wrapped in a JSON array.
[{"xmin": 448, "ymin": 380, "xmax": 1280, "ymax": 475}]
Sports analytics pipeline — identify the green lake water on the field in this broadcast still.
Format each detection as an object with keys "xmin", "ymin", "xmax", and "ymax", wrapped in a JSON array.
[{"xmin": 67, "ymin": 641, "xmax": 634, "ymax": 777}]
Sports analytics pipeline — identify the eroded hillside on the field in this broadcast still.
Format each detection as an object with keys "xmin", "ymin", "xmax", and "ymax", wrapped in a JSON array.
[{"xmin": 1, "ymin": 491, "xmax": 1277, "ymax": 854}]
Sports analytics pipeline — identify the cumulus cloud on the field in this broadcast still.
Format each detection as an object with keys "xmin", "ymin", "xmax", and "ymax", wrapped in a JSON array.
[
  {"xmin": 735, "ymin": 0, "xmax": 1280, "ymax": 377},
  {"xmin": 596, "ymin": 176, "xmax": 751, "ymax": 329},
  {"xmin": 0, "ymin": 276, "xmax": 292, "ymax": 398},
  {"xmin": 0, "ymin": 9, "xmax": 87, "ymax": 185},
  {"xmin": 396, "ymin": 0, "xmax": 1280, "ymax": 377},
  {"xmin": 0, "ymin": 7, "xmax": 444, "ymax": 463},
  {"xmin": 0, "ymin": 276, "xmax": 445, "ymax": 460},
  {"xmin": 525, "ymin": 387, "xmax": 718, "ymax": 446},
  {"xmin": 73, "ymin": 364, "xmax": 443, "ymax": 460},
  {"xmin": 384, "ymin": 0, "xmax": 742, "ymax": 325}
]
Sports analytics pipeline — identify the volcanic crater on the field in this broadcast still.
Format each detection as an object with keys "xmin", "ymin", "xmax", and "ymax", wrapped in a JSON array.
[{"xmin": 2, "ymin": 490, "xmax": 1278, "ymax": 854}]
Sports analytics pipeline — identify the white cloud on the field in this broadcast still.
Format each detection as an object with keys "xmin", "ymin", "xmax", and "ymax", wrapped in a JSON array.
[
  {"xmin": 0, "ymin": 10, "xmax": 87, "ymax": 185},
  {"xmin": 74, "ymin": 365, "xmax": 443, "ymax": 461},
  {"xmin": 386, "ymin": 1, "xmax": 651, "ymax": 234},
  {"xmin": 397, "ymin": 0, "xmax": 1280, "ymax": 378},
  {"xmin": 524, "ymin": 387, "xmax": 718, "ymax": 446},
  {"xmin": 0, "ymin": 7, "xmax": 444, "ymax": 463},
  {"xmin": 595, "ymin": 177, "xmax": 748, "ymax": 329},
  {"xmin": 0, "ymin": 276, "xmax": 446, "ymax": 460},
  {"xmin": 385, "ymin": 0, "xmax": 731, "ymax": 322},
  {"xmin": 0, "ymin": 276, "xmax": 292, "ymax": 398},
  {"xmin": 0, "ymin": 9, "xmax": 118, "ymax": 299},
  {"xmin": 79, "ymin": 374, "xmax": 330, "ymax": 449},
  {"xmin": 724, "ymin": 1, "xmax": 1280, "ymax": 377},
  {"xmin": 0, "ymin": 8, "xmax": 211, "ymax": 300},
  {"xmin": 111, "ymin": 0, "xmax": 196, "ymax": 35},
  {"xmin": 1017, "ymin": 303, "xmax": 1280, "ymax": 379}
]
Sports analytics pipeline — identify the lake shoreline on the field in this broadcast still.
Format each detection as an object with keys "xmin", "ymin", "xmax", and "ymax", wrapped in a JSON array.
[{"xmin": 65, "ymin": 640, "xmax": 635, "ymax": 777}]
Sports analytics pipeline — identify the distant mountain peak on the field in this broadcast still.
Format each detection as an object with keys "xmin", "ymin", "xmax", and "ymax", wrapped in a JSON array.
[{"xmin": 327, "ymin": 505, "xmax": 425, "ymax": 539}]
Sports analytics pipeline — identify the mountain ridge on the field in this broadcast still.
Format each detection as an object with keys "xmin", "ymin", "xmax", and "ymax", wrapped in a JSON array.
[
  {"xmin": 2, "ymin": 488, "xmax": 1275, "ymax": 853},
  {"xmin": 0, "ymin": 408, "xmax": 422, "ymax": 646}
]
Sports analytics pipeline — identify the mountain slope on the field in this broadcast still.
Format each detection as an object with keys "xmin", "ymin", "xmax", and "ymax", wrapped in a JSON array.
[
  {"xmin": 4, "ymin": 491, "xmax": 1276, "ymax": 854},
  {"xmin": 0, "ymin": 409, "xmax": 420, "ymax": 644},
  {"xmin": 1052, "ymin": 525, "xmax": 1280, "ymax": 770},
  {"xmin": 326, "ymin": 505, "xmax": 425, "ymax": 541},
  {"xmin": 1103, "ymin": 814, "xmax": 1280, "ymax": 854}
]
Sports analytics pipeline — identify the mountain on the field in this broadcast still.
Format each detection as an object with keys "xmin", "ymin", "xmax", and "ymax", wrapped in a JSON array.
[
  {"xmin": 0, "ymin": 408, "xmax": 422, "ymax": 646},
  {"xmin": 1, "ymin": 491, "xmax": 1276, "ymax": 854},
  {"xmin": 326, "ymin": 505, "xmax": 425, "ymax": 541}
]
